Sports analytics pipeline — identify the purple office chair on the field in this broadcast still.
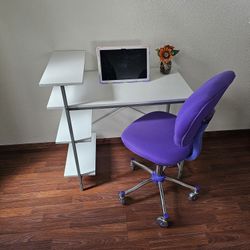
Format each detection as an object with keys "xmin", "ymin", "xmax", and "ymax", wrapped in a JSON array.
[{"xmin": 119, "ymin": 71, "xmax": 236, "ymax": 227}]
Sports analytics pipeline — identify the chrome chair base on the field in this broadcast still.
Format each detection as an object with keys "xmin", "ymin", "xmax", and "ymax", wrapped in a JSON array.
[{"xmin": 118, "ymin": 159, "xmax": 200, "ymax": 228}]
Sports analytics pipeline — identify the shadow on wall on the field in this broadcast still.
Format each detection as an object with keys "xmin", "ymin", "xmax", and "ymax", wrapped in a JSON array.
[
  {"xmin": 175, "ymin": 50, "xmax": 221, "ymax": 90},
  {"xmin": 208, "ymin": 97, "xmax": 250, "ymax": 131}
]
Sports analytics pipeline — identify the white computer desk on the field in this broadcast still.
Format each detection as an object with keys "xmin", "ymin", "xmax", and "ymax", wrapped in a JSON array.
[{"xmin": 39, "ymin": 50, "xmax": 193, "ymax": 190}]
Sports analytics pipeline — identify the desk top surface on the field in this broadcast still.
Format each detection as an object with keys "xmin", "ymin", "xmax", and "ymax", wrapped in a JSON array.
[
  {"xmin": 47, "ymin": 68, "xmax": 193, "ymax": 109},
  {"xmin": 39, "ymin": 51, "xmax": 85, "ymax": 86}
]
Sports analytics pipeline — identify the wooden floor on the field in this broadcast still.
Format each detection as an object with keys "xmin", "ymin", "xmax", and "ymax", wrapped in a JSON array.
[{"xmin": 0, "ymin": 131, "xmax": 250, "ymax": 250}]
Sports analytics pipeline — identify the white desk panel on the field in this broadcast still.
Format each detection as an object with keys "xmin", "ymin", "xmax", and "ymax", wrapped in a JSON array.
[
  {"xmin": 64, "ymin": 133, "xmax": 96, "ymax": 177},
  {"xmin": 56, "ymin": 110, "xmax": 92, "ymax": 143},
  {"xmin": 39, "ymin": 51, "xmax": 85, "ymax": 86},
  {"xmin": 47, "ymin": 68, "xmax": 193, "ymax": 109}
]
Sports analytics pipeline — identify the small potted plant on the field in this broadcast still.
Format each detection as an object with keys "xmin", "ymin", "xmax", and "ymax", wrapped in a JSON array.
[{"xmin": 156, "ymin": 45, "xmax": 179, "ymax": 74}]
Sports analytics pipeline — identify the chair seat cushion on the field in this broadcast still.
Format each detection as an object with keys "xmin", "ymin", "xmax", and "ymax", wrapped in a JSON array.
[{"xmin": 121, "ymin": 111, "xmax": 192, "ymax": 166}]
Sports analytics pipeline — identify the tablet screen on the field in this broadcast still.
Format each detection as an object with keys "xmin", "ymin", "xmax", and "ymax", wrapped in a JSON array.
[{"xmin": 97, "ymin": 47, "xmax": 149, "ymax": 83}]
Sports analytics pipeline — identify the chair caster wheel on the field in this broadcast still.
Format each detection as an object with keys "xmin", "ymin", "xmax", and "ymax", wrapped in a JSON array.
[
  {"xmin": 188, "ymin": 192, "xmax": 199, "ymax": 201},
  {"xmin": 120, "ymin": 197, "xmax": 126, "ymax": 205},
  {"xmin": 188, "ymin": 186, "xmax": 200, "ymax": 201},
  {"xmin": 156, "ymin": 216, "xmax": 169, "ymax": 228},
  {"xmin": 118, "ymin": 191, "xmax": 127, "ymax": 205}
]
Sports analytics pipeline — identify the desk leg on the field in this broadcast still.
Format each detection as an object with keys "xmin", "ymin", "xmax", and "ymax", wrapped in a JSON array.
[
  {"xmin": 129, "ymin": 107, "xmax": 146, "ymax": 115},
  {"xmin": 60, "ymin": 86, "xmax": 84, "ymax": 191},
  {"xmin": 166, "ymin": 104, "xmax": 171, "ymax": 113}
]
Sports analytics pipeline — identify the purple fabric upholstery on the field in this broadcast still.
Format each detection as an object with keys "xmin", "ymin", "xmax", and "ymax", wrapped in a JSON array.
[
  {"xmin": 121, "ymin": 71, "xmax": 236, "ymax": 165},
  {"xmin": 174, "ymin": 71, "xmax": 236, "ymax": 147},
  {"xmin": 121, "ymin": 112, "xmax": 192, "ymax": 165}
]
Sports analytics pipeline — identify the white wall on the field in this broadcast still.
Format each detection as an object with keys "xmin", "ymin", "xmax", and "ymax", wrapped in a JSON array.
[{"xmin": 0, "ymin": 0, "xmax": 249, "ymax": 145}]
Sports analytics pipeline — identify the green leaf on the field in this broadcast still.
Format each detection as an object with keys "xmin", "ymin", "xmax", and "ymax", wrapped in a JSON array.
[
  {"xmin": 172, "ymin": 50, "xmax": 180, "ymax": 56},
  {"xmin": 156, "ymin": 48, "xmax": 160, "ymax": 57}
]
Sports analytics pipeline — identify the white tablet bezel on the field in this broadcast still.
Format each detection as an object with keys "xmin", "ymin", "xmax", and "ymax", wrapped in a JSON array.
[{"xmin": 96, "ymin": 45, "xmax": 150, "ymax": 84}]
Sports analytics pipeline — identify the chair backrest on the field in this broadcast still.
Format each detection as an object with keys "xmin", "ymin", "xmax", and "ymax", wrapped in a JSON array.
[{"xmin": 174, "ymin": 71, "xmax": 236, "ymax": 148}]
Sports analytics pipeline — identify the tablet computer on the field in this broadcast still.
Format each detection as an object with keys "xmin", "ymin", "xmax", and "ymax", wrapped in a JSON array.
[{"xmin": 96, "ymin": 46, "xmax": 150, "ymax": 83}]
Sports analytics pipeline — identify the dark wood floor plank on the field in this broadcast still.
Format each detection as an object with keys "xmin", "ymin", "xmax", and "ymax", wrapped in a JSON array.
[{"xmin": 0, "ymin": 131, "xmax": 250, "ymax": 249}]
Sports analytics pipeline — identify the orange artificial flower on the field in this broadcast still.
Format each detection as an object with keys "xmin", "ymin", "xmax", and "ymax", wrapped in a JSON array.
[{"xmin": 156, "ymin": 44, "xmax": 179, "ymax": 64}]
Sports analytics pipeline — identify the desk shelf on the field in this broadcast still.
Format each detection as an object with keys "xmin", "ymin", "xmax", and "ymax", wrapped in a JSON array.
[
  {"xmin": 56, "ymin": 110, "xmax": 92, "ymax": 143},
  {"xmin": 39, "ymin": 50, "xmax": 95, "ymax": 190},
  {"xmin": 39, "ymin": 50, "xmax": 85, "ymax": 87},
  {"xmin": 64, "ymin": 133, "xmax": 96, "ymax": 177}
]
